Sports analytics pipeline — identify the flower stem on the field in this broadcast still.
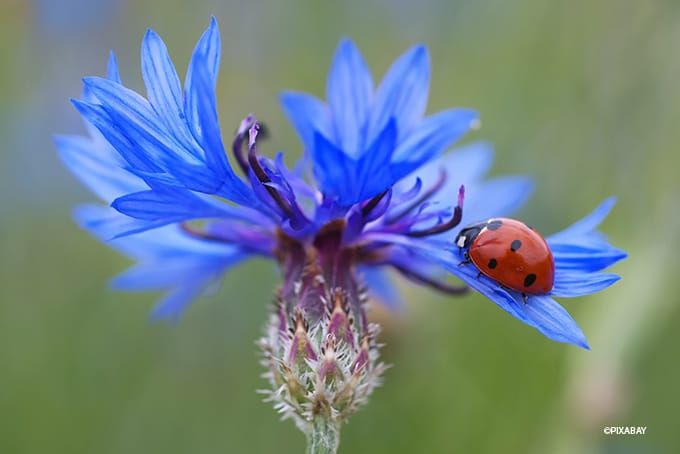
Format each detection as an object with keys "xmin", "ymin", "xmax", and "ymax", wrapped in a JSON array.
[{"xmin": 306, "ymin": 417, "xmax": 340, "ymax": 454}]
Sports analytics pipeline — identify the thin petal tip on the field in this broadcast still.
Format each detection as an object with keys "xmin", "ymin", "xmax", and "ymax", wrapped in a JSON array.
[
  {"xmin": 410, "ymin": 44, "xmax": 429, "ymax": 58},
  {"xmin": 70, "ymin": 97, "xmax": 94, "ymax": 113},
  {"xmin": 337, "ymin": 37, "xmax": 359, "ymax": 51},
  {"xmin": 596, "ymin": 196, "xmax": 618, "ymax": 217},
  {"xmin": 81, "ymin": 76, "xmax": 105, "ymax": 89},
  {"xmin": 143, "ymin": 28, "xmax": 160, "ymax": 44},
  {"xmin": 208, "ymin": 15, "xmax": 219, "ymax": 30}
]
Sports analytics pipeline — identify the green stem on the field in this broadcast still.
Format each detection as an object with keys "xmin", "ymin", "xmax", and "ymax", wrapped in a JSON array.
[{"xmin": 306, "ymin": 417, "xmax": 340, "ymax": 454}]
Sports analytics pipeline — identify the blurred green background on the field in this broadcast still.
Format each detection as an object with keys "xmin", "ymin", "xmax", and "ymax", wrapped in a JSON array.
[{"xmin": 1, "ymin": 0, "xmax": 678, "ymax": 452}]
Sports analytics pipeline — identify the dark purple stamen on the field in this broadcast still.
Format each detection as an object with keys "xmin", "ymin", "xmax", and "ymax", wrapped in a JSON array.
[
  {"xmin": 386, "ymin": 168, "xmax": 448, "ymax": 225},
  {"xmin": 232, "ymin": 114, "xmax": 255, "ymax": 175},
  {"xmin": 405, "ymin": 185, "xmax": 465, "ymax": 238},
  {"xmin": 180, "ymin": 222, "xmax": 276, "ymax": 257},
  {"xmin": 361, "ymin": 190, "xmax": 389, "ymax": 218},
  {"xmin": 247, "ymin": 124, "xmax": 297, "ymax": 219},
  {"xmin": 392, "ymin": 263, "xmax": 469, "ymax": 295}
]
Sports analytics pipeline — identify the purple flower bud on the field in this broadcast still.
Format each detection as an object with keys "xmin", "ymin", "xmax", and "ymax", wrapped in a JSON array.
[{"xmin": 259, "ymin": 221, "xmax": 387, "ymax": 433}]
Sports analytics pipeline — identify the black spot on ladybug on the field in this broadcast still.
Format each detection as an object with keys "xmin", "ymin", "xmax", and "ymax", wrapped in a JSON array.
[
  {"xmin": 510, "ymin": 239, "xmax": 522, "ymax": 251},
  {"xmin": 488, "ymin": 258, "xmax": 498, "ymax": 269},
  {"xmin": 524, "ymin": 273, "xmax": 536, "ymax": 287},
  {"xmin": 487, "ymin": 220, "xmax": 503, "ymax": 231}
]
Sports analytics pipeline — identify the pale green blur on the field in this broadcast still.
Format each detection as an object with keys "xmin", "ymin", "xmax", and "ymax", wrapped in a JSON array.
[{"xmin": 0, "ymin": 0, "xmax": 678, "ymax": 452}]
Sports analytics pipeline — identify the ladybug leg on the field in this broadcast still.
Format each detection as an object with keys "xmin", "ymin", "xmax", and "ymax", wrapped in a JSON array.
[
  {"xmin": 498, "ymin": 283, "xmax": 516, "ymax": 295},
  {"xmin": 521, "ymin": 293, "xmax": 528, "ymax": 304},
  {"xmin": 457, "ymin": 250, "xmax": 471, "ymax": 267}
]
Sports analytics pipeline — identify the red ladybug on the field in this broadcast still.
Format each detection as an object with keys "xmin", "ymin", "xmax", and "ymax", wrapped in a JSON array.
[{"xmin": 455, "ymin": 218, "xmax": 554, "ymax": 295}]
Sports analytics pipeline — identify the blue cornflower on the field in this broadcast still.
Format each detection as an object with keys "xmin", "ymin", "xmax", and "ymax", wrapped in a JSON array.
[
  {"xmin": 58, "ymin": 18, "xmax": 626, "ymax": 442},
  {"xmin": 57, "ymin": 17, "xmax": 623, "ymax": 355}
]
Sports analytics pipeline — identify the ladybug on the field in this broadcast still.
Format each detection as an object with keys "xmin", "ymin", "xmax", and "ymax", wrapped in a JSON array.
[{"xmin": 454, "ymin": 218, "xmax": 554, "ymax": 296}]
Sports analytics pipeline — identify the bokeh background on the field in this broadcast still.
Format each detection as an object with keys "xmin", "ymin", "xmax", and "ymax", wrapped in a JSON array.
[{"xmin": 1, "ymin": 0, "xmax": 678, "ymax": 452}]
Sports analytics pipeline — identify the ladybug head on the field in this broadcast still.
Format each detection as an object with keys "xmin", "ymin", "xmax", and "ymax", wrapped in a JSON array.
[{"xmin": 454, "ymin": 221, "xmax": 488, "ymax": 249}]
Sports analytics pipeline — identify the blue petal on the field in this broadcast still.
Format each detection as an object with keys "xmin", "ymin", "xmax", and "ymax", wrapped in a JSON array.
[
  {"xmin": 548, "ymin": 198, "xmax": 627, "ymax": 272},
  {"xmin": 111, "ymin": 186, "xmax": 258, "ymax": 230},
  {"xmin": 152, "ymin": 159, "xmax": 228, "ymax": 195},
  {"xmin": 147, "ymin": 264, "xmax": 242, "ymax": 321},
  {"xmin": 82, "ymin": 75, "xmax": 256, "ymax": 206},
  {"xmin": 82, "ymin": 77, "xmax": 201, "ymax": 164},
  {"xmin": 71, "ymin": 99, "xmax": 161, "ymax": 173},
  {"xmin": 56, "ymin": 135, "xmax": 145, "ymax": 202},
  {"xmin": 188, "ymin": 17, "xmax": 221, "ymax": 86},
  {"xmin": 311, "ymin": 131, "xmax": 355, "ymax": 203},
  {"xmin": 186, "ymin": 56, "xmax": 256, "ymax": 205},
  {"xmin": 148, "ymin": 283, "xmax": 208, "ymax": 321},
  {"xmin": 75, "ymin": 203, "xmax": 251, "ymax": 320},
  {"xmin": 112, "ymin": 250, "xmax": 245, "ymax": 293},
  {"xmin": 112, "ymin": 258, "xmax": 222, "ymax": 291},
  {"xmin": 440, "ymin": 256, "xmax": 537, "ymax": 326},
  {"xmin": 80, "ymin": 53, "xmax": 120, "ymax": 138},
  {"xmin": 353, "ymin": 119, "xmax": 398, "ymax": 203},
  {"xmin": 548, "ymin": 197, "xmax": 616, "ymax": 242},
  {"xmin": 111, "ymin": 189, "xmax": 215, "ymax": 221},
  {"xmin": 395, "ymin": 143, "xmax": 532, "ymax": 232},
  {"xmin": 550, "ymin": 242, "xmax": 627, "ymax": 273},
  {"xmin": 552, "ymin": 272, "xmax": 620, "ymax": 298},
  {"xmin": 397, "ymin": 141, "xmax": 495, "ymax": 197},
  {"xmin": 361, "ymin": 267, "xmax": 405, "ymax": 310},
  {"xmin": 184, "ymin": 17, "xmax": 222, "ymax": 142},
  {"xmin": 74, "ymin": 204, "xmax": 169, "ymax": 241},
  {"xmin": 76, "ymin": 206, "xmax": 238, "ymax": 257},
  {"xmin": 392, "ymin": 108, "xmax": 479, "ymax": 164},
  {"xmin": 367, "ymin": 45, "xmax": 430, "ymax": 143},
  {"xmin": 107, "ymin": 51, "xmax": 122, "ymax": 84},
  {"xmin": 450, "ymin": 261, "xmax": 589, "ymax": 349},
  {"xmin": 523, "ymin": 295, "xmax": 589, "ymax": 349},
  {"xmin": 280, "ymin": 91, "xmax": 332, "ymax": 154},
  {"xmin": 459, "ymin": 176, "xmax": 534, "ymax": 232},
  {"xmin": 144, "ymin": 248, "xmax": 248, "ymax": 321},
  {"xmin": 326, "ymin": 38, "xmax": 373, "ymax": 157},
  {"xmin": 150, "ymin": 283, "xmax": 206, "ymax": 321},
  {"xmin": 141, "ymin": 28, "xmax": 196, "ymax": 150},
  {"xmin": 312, "ymin": 119, "xmax": 398, "ymax": 206}
]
